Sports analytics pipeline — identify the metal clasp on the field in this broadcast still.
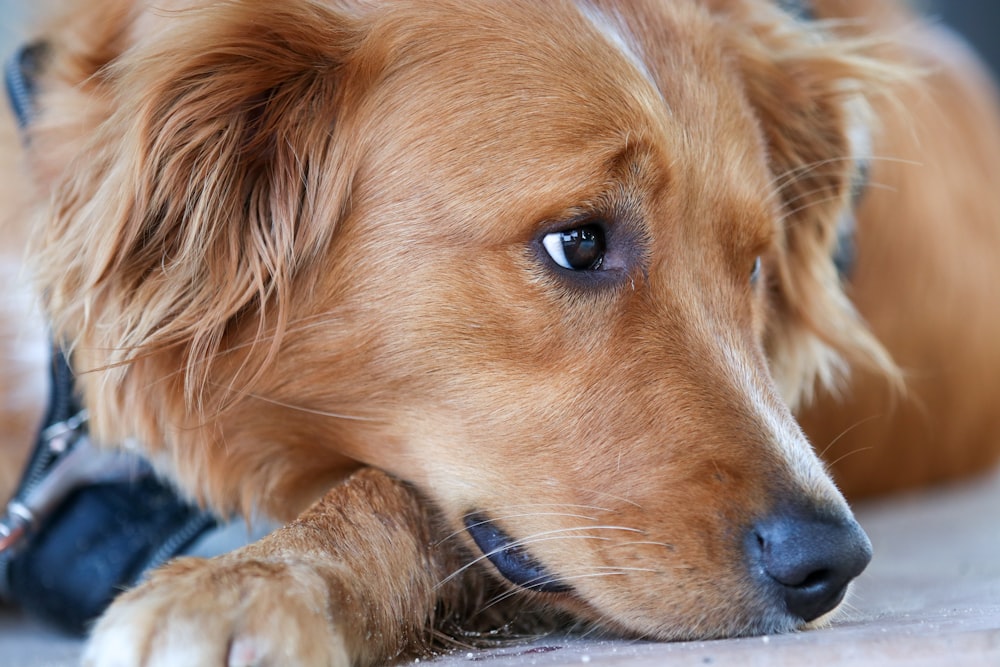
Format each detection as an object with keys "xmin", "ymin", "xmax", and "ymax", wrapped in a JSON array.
[
  {"xmin": 0, "ymin": 412, "xmax": 140, "ymax": 556},
  {"xmin": 39, "ymin": 409, "xmax": 89, "ymax": 454}
]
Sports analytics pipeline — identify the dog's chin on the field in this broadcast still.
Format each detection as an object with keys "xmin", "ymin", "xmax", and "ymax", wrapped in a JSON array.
[
  {"xmin": 556, "ymin": 591, "xmax": 808, "ymax": 643},
  {"xmin": 574, "ymin": 567, "xmax": 859, "ymax": 641}
]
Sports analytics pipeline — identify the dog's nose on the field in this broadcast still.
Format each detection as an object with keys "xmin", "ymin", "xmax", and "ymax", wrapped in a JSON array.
[{"xmin": 749, "ymin": 507, "xmax": 872, "ymax": 622}]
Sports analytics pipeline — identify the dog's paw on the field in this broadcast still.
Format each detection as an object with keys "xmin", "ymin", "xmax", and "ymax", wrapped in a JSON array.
[{"xmin": 82, "ymin": 556, "xmax": 351, "ymax": 667}]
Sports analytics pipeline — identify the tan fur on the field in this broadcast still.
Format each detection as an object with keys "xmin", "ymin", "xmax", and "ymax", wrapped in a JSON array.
[
  {"xmin": 797, "ymin": 0, "xmax": 1000, "ymax": 497},
  {"xmin": 1, "ymin": 0, "xmax": 999, "ymax": 665}
]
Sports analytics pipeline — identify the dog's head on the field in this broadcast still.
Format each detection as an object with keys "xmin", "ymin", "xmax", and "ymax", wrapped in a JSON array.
[{"xmin": 33, "ymin": 0, "xmax": 898, "ymax": 640}]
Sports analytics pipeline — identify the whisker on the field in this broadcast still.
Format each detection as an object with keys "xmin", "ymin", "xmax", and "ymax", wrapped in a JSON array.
[
  {"xmin": 477, "ymin": 570, "xmax": 654, "ymax": 615},
  {"xmin": 597, "ymin": 539, "xmax": 675, "ymax": 551},
  {"xmin": 825, "ymin": 445, "xmax": 875, "ymax": 469},
  {"xmin": 777, "ymin": 182, "xmax": 850, "ymax": 213},
  {"xmin": 817, "ymin": 414, "xmax": 883, "ymax": 459},
  {"xmin": 164, "ymin": 313, "xmax": 352, "ymax": 374},
  {"xmin": 435, "ymin": 510, "xmax": 606, "ymax": 546},
  {"xmin": 767, "ymin": 154, "xmax": 922, "ymax": 202},
  {"xmin": 857, "ymin": 180, "xmax": 899, "ymax": 195},
  {"xmin": 547, "ymin": 570, "xmax": 649, "ymax": 582},
  {"xmin": 856, "ymin": 154, "xmax": 923, "ymax": 168},
  {"xmin": 469, "ymin": 503, "xmax": 613, "ymax": 517},
  {"xmin": 241, "ymin": 392, "xmax": 377, "ymax": 421},
  {"xmin": 767, "ymin": 156, "xmax": 857, "ymax": 198},
  {"xmin": 437, "ymin": 535, "xmax": 612, "ymax": 590},
  {"xmin": 92, "ymin": 309, "xmax": 351, "ymax": 394},
  {"xmin": 436, "ymin": 526, "xmax": 644, "ymax": 589},
  {"xmin": 583, "ymin": 565, "xmax": 659, "ymax": 573},
  {"xmin": 776, "ymin": 174, "xmax": 901, "ymax": 216},
  {"xmin": 831, "ymin": 599, "xmax": 864, "ymax": 623},
  {"xmin": 776, "ymin": 193, "xmax": 851, "ymax": 226},
  {"xmin": 566, "ymin": 487, "xmax": 643, "ymax": 510}
]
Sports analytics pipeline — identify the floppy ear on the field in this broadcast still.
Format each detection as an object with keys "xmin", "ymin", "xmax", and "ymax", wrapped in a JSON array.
[
  {"xmin": 32, "ymin": 2, "xmax": 367, "ymax": 432},
  {"xmin": 723, "ymin": 6, "xmax": 901, "ymax": 407}
]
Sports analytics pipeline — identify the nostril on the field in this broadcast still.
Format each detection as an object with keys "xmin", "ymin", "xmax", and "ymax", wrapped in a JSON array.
[
  {"xmin": 750, "ymin": 508, "xmax": 872, "ymax": 622},
  {"xmin": 798, "ymin": 568, "xmax": 831, "ymax": 589}
]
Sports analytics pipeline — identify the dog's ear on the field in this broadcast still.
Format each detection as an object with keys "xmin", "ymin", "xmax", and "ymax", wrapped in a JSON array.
[
  {"xmin": 33, "ymin": 2, "xmax": 369, "ymax": 420},
  {"xmin": 722, "ymin": 6, "xmax": 902, "ymax": 407}
]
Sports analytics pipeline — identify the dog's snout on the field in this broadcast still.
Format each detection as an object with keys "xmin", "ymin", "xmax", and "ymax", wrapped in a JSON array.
[{"xmin": 749, "ymin": 507, "xmax": 872, "ymax": 622}]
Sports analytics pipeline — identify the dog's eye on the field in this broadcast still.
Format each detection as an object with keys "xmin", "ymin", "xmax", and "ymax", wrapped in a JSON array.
[
  {"xmin": 542, "ymin": 225, "xmax": 606, "ymax": 271},
  {"xmin": 750, "ymin": 256, "xmax": 762, "ymax": 285}
]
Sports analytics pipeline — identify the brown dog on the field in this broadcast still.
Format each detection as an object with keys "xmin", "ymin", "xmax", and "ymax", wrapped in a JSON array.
[{"xmin": 1, "ymin": 0, "xmax": 999, "ymax": 665}]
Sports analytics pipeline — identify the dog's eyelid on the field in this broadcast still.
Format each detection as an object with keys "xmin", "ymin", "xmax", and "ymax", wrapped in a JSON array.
[{"xmin": 541, "ymin": 212, "xmax": 612, "ymax": 235}]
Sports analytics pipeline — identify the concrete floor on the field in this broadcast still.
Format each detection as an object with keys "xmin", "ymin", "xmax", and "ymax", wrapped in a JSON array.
[{"xmin": 2, "ymin": 469, "xmax": 998, "ymax": 667}]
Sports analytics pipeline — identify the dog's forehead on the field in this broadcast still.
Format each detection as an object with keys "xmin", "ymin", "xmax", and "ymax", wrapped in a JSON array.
[
  {"xmin": 357, "ymin": 1, "xmax": 771, "ymax": 217},
  {"xmin": 368, "ymin": 1, "xmax": 669, "ymax": 139}
]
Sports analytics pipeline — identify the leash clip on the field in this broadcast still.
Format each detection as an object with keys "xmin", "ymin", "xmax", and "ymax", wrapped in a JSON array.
[
  {"xmin": 39, "ymin": 409, "xmax": 89, "ymax": 454},
  {"xmin": 0, "ymin": 410, "xmax": 139, "ymax": 556},
  {"xmin": 1, "ymin": 410, "xmax": 90, "ymax": 554}
]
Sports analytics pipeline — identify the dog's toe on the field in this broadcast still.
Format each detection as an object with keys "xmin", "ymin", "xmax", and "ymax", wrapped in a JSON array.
[
  {"xmin": 83, "ymin": 556, "xmax": 351, "ymax": 667},
  {"xmin": 227, "ymin": 636, "xmax": 266, "ymax": 667},
  {"xmin": 81, "ymin": 611, "xmax": 143, "ymax": 667}
]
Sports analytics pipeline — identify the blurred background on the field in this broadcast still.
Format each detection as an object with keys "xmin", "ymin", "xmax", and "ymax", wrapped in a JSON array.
[
  {"xmin": 886, "ymin": 1, "xmax": 1000, "ymax": 80},
  {"xmin": 1, "ymin": 2, "xmax": 41, "ymax": 61},
  {"xmin": 931, "ymin": 1, "xmax": 1000, "ymax": 78}
]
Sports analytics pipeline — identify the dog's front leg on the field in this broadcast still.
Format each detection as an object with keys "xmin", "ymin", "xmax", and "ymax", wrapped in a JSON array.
[{"xmin": 82, "ymin": 468, "xmax": 462, "ymax": 667}]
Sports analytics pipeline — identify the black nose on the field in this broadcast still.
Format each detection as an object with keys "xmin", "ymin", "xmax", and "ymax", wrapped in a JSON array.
[{"xmin": 749, "ymin": 507, "xmax": 872, "ymax": 622}]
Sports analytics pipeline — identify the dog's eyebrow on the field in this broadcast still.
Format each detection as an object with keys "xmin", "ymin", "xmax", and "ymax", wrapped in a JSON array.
[{"xmin": 575, "ymin": 2, "xmax": 663, "ymax": 103}]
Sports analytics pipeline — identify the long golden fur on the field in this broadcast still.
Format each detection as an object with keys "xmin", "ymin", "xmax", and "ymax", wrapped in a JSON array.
[{"xmin": 1, "ymin": 0, "xmax": 999, "ymax": 665}]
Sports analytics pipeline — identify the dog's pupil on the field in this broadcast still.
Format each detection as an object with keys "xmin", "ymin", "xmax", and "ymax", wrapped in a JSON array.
[{"xmin": 561, "ymin": 225, "xmax": 605, "ymax": 270}]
